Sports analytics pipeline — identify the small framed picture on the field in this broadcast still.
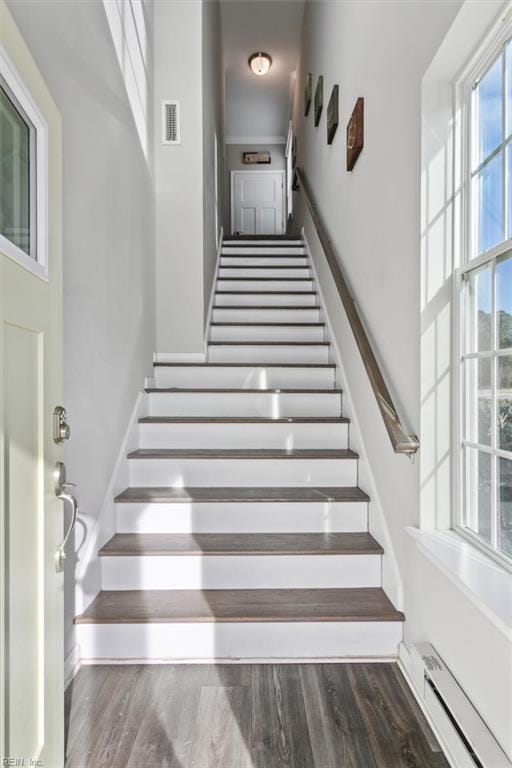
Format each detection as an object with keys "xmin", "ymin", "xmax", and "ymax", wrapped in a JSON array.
[
  {"xmin": 314, "ymin": 76, "xmax": 323, "ymax": 127},
  {"xmin": 347, "ymin": 97, "xmax": 364, "ymax": 170},
  {"xmin": 242, "ymin": 151, "xmax": 271, "ymax": 165},
  {"xmin": 304, "ymin": 73, "xmax": 312, "ymax": 117},
  {"xmin": 326, "ymin": 85, "xmax": 339, "ymax": 145}
]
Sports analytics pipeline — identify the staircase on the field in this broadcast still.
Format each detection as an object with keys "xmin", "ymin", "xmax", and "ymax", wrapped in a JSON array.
[{"xmin": 75, "ymin": 236, "xmax": 404, "ymax": 661}]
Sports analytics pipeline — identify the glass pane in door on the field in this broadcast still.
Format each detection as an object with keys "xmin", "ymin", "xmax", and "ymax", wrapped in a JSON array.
[{"xmin": 0, "ymin": 85, "xmax": 33, "ymax": 256}]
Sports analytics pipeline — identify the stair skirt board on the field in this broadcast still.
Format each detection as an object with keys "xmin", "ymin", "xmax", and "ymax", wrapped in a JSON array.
[
  {"xmin": 100, "ymin": 554, "xmax": 382, "ymax": 590},
  {"xmin": 153, "ymin": 365, "xmax": 335, "ymax": 389},
  {"xmin": 209, "ymin": 324, "xmax": 325, "ymax": 342},
  {"xmin": 128, "ymin": 457, "xmax": 358, "ymax": 487},
  {"xmin": 147, "ymin": 390, "xmax": 341, "ymax": 417},
  {"xmin": 76, "ymin": 621, "xmax": 403, "ymax": 661},
  {"xmin": 215, "ymin": 292, "xmax": 318, "ymax": 307},
  {"xmin": 138, "ymin": 421, "xmax": 348, "ymax": 449},
  {"xmin": 115, "ymin": 501, "xmax": 369, "ymax": 533}
]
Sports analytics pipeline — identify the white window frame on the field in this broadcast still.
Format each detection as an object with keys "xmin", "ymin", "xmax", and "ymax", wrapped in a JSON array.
[
  {"xmin": 454, "ymin": 18, "xmax": 512, "ymax": 571},
  {"xmin": 0, "ymin": 46, "xmax": 48, "ymax": 280}
]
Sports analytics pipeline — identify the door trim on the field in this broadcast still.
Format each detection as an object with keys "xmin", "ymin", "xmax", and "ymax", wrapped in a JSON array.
[{"xmin": 230, "ymin": 170, "xmax": 286, "ymax": 235}]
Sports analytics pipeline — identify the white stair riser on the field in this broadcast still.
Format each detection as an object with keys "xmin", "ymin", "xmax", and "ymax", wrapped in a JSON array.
[
  {"xmin": 77, "ymin": 621, "xmax": 403, "ymax": 661},
  {"xmin": 209, "ymin": 325, "xmax": 325, "ymax": 342},
  {"xmin": 221, "ymin": 257, "xmax": 308, "ymax": 267},
  {"xmin": 208, "ymin": 344, "xmax": 329, "ymax": 363},
  {"xmin": 212, "ymin": 308, "xmax": 320, "ymax": 322},
  {"xmin": 116, "ymin": 501, "xmax": 368, "ymax": 534},
  {"xmin": 219, "ymin": 268, "xmax": 311, "ymax": 278},
  {"xmin": 128, "ymin": 458, "xmax": 358, "ymax": 486},
  {"xmin": 215, "ymin": 293, "xmax": 317, "ymax": 307},
  {"xmin": 101, "ymin": 554, "xmax": 381, "ymax": 590},
  {"xmin": 139, "ymin": 422, "xmax": 348, "ymax": 449},
  {"xmin": 221, "ymin": 246, "xmax": 306, "ymax": 255},
  {"xmin": 217, "ymin": 280, "xmax": 313, "ymax": 291},
  {"xmin": 148, "ymin": 391, "xmax": 341, "ymax": 417},
  {"xmin": 153, "ymin": 365, "xmax": 335, "ymax": 389}
]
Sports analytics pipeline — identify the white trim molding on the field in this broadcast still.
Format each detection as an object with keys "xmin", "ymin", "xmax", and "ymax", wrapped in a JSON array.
[
  {"xmin": 154, "ymin": 352, "xmax": 206, "ymax": 363},
  {"xmin": 204, "ymin": 226, "xmax": 223, "ymax": 354}
]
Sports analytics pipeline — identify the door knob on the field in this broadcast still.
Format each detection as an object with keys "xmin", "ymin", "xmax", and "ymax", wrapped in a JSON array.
[
  {"xmin": 53, "ymin": 405, "xmax": 71, "ymax": 443},
  {"xmin": 53, "ymin": 461, "xmax": 78, "ymax": 573}
]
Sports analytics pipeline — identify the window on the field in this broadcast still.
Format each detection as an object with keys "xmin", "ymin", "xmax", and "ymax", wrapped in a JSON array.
[
  {"xmin": 458, "ymin": 34, "xmax": 512, "ymax": 566},
  {"xmin": 0, "ymin": 47, "xmax": 48, "ymax": 279}
]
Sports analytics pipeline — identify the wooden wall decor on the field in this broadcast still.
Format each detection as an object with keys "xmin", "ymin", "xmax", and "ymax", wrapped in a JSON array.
[
  {"xmin": 304, "ymin": 73, "xmax": 312, "ymax": 116},
  {"xmin": 346, "ymin": 97, "xmax": 364, "ymax": 170},
  {"xmin": 242, "ymin": 151, "xmax": 271, "ymax": 165},
  {"xmin": 314, "ymin": 76, "xmax": 323, "ymax": 126},
  {"xmin": 326, "ymin": 85, "xmax": 339, "ymax": 145}
]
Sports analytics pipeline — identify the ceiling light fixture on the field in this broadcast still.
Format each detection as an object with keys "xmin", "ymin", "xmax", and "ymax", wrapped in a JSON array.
[{"xmin": 249, "ymin": 52, "xmax": 272, "ymax": 76}]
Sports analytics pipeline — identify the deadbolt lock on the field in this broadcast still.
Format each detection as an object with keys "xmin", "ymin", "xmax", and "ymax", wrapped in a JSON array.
[{"xmin": 53, "ymin": 406, "xmax": 71, "ymax": 444}]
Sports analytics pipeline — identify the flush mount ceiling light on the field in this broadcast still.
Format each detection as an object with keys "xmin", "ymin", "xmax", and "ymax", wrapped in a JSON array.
[{"xmin": 249, "ymin": 52, "xmax": 272, "ymax": 76}]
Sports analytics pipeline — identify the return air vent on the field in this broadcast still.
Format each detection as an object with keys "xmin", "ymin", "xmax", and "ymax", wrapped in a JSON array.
[{"xmin": 162, "ymin": 100, "xmax": 180, "ymax": 145}]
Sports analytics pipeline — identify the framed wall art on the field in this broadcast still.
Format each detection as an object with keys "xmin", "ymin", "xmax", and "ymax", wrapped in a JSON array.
[
  {"xmin": 304, "ymin": 73, "xmax": 312, "ymax": 116},
  {"xmin": 326, "ymin": 85, "xmax": 339, "ymax": 145},
  {"xmin": 242, "ymin": 151, "xmax": 271, "ymax": 165},
  {"xmin": 314, "ymin": 75, "xmax": 323, "ymax": 127},
  {"xmin": 347, "ymin": 97, "xmax": 364, "ymax": 170}
]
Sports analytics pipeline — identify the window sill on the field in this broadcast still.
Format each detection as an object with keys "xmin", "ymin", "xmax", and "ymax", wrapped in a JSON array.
[{"xmin": 406, "ymin": 527, "xmax": 512, "ymax": 640}]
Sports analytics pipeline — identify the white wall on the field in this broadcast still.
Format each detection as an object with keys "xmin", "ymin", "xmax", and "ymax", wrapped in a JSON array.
[
  {"xmin": 6, "ymin": 0, "xmax": 156, "ymax": 661},
  {"xmin": 154, "ymin": 0, "xmax": 224, "ymax": 354},
  {"xmin": 292, "ymin": 0, "xmax": 512, "ymax": 756},
  {"xmin": 223, "ymin": 142, "xmax": 286, "ymax": 230}
]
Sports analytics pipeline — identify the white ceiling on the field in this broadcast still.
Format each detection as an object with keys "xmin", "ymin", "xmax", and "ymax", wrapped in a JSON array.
[{"xmin": 221, "ymin": 0, "xmax": 305, "ymax": 143}]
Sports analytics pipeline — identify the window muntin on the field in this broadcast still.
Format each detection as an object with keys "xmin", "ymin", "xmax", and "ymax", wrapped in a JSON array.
[{"xmin": 0, "ymin": 81, "xmax": 36, "ymax": 259}]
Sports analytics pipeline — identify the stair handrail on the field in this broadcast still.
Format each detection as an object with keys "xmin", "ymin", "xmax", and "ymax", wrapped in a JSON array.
[{"xmin": 296, "ymin": 167, "xmax": 419, "ymax": 457}]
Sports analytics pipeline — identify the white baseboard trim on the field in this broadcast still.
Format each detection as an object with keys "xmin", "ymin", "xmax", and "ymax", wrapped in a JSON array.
[
  {"xmin": 64, "ymin": 643, "xmax": 81, "ymax": 689},
  {"xmin": 154, "ymin": 352, "xmax": 206, "ymax": 363},
  {"xmin": 397, "ymin": 643, "xmax": 456, "ymax": 768},
  {"xmin": 80, "ymin": 655, "xmax": 398, "ymax": 666}
]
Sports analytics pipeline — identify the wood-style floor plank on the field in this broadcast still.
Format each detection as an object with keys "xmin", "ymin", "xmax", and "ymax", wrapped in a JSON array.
[
  {"xmin": 74, "ymin": 587, "xmax": 404, "ymax": 624},
  {"xmin": 251, "ymin": 664, "xmax": 315, "ymax": 768},
  {"xmin": 127, "ymin": 448, "xmax": 357, "ymax": 460},
  {"xmin": 65, "ymin": 663, "xmax": 449, "ymax": 768},
  {"xmin": 98, "ymin": 532, "xmax": 383, "ymax": 557}
]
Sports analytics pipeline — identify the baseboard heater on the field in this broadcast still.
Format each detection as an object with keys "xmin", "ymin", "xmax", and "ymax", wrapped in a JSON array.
[{"xmin": 409, "ymin": 644, "xmax": 511, "ymax": 768}]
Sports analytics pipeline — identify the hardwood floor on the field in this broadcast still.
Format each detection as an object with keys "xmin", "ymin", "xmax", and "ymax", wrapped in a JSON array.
[{"xmin": 65, "ymin": 663, "xmax": 448, "ymax": 768}]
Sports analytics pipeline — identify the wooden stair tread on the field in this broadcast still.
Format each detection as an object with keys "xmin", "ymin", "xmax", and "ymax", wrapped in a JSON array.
[
  {"xmin": 216, "ymin": 291, "xmax": 317, "ymax": 295},
  {"xmin": 75, "ymin": 588, "xmax": 404, "ymax": 624},
  {"xmin": 153, "ymin": 362, "xmax": 334, "ymax": 368},
  {"xmin": 210, "ymin": 322, "xmax": 325, "ymax": 327},
  {"xmin": 114, "ymin": 486, "xmax": 370, "ymax": 503},
  {"xmin": 145, "ymin": 387, "xmax": 342, "ymax": 393},
  {"xmin": 208, "ymin": 341, "xmax": 330, "ymax": 346},
  {"xmin": 127, "ymin": 448, "xmax": 358, "ymax": 460},
  {"xmin": 219, "ymin": 265, "xmax": 309, "ymax": 269},
  {"xmin": 99, "ymin": 532, "xmax": 383, "ymax": 557},
  {"xmin": 219, "ymin": 277, "xmax": 312, "ymax": 282},
  {"xmin": 139, "ymin": 416, "xmax": 349, "ymax": 424},
  {"xmin": 221, "ymin": 255, "xmax": 308, "ymax": 259},
  {"xmin": 211, "ymin": 305, "xmax": 320, "ymax": 310}
]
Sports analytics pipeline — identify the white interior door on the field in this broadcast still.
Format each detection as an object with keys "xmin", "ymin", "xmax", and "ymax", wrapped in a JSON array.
[
  {"xmin": 1, "ymin": 4, "xmax": 64, "ymax": 766},
  {"xmin": 231, "ymin": 170, "xmax": 284, "ymax": 235}
]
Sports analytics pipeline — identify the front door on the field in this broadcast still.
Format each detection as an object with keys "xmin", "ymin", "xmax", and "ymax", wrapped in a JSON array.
[
  {"xmin": 231, "ymin": 170, "xmax": 284, "ymax": 235},
  {"xmin": 1, "ymin": 4, "xmax": 64, "ymax": 766}
]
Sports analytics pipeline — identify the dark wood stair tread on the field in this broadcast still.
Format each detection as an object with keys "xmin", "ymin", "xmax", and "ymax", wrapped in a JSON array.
[
  {"xmin": 99, "ymin": 532, "xmax": 383, "ymax": 557},
  {"xmin": 219, "ymin": 265, "xmax": 309, "ymax": 269},
  {"xmin": 145, "ymin": 387, "xmax": 341, "ymax": 393},
  {"xmin": 153, "ymin": 362, "xmax": 334, "ymax": 368},
  {"xmin": 210, "ymin": 322, "xmax": 325, "ymax": 327},
  {"xmin": 218, "ymin": 277, "xmax": 312, "ymax": 282},
  {"xmin": 127, "ymin": 448, "xmax": 358, "ymax": 460},
  {"xmin": 75, "ymin": 588, "xmax": 403, "ymax": 624},
  {"xmin": 216, "ymin": 291, "xmax": 317, "ymax": 295},
  {"xmin": 114, "ymin": 486, "xmax": 370, "ymax": 503},
  {"xmin": 211, "ymin": 305, "xmax": 320, "ymax": 311},
  {"xmin": 208, "ymin": 341, "xmax": 330, "ymax": 346},
  {"xmin": 221, "ymin": 255, "xmax": 308, "ymax": 259},
  {"xmin": 139, "ymin": 416, "xmax": 349, "ymax": 424}
]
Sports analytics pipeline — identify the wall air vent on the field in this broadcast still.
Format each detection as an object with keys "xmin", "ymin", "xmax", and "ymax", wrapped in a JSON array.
[{"xmin": 162, "ymin": 100, "xmax": 180, "ymax": 145}]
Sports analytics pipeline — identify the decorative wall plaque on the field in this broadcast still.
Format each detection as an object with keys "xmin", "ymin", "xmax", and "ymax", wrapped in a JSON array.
[
  {"xmin": 314, "ymin": 76, "xmax": 323, "ymax": 127},
  {"xmin": 346, "ymin": 97, "xmax": 364, "ymax": 170},
  {"xmin": 304, "ymin": 73, "xmax": 312, "ymax": 116},
  {"xmin": 242, "ymin": 151, "xmax": 271, "ymax": 165},
  {"xmin": 326, "ymin": 85, "xmax": 339, "ymax": 145}
]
